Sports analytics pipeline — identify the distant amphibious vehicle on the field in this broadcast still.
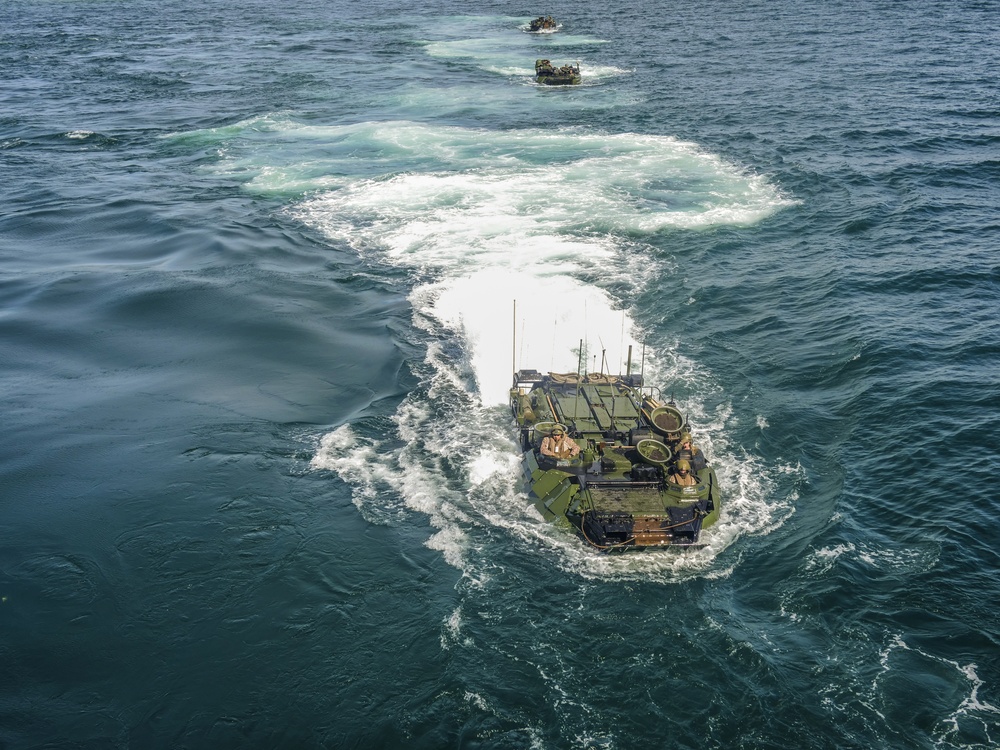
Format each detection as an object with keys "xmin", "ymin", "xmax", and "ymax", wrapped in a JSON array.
[
  {"xmin": 535, "ymin": 59, "xmax": 581, "ymax": 85},
  {"xmin": 510, "ymin": 368, "xmax": 721, "ymax": 549},
  {"xmin": 528, "ymin": 15, "xmax": 558, "ymax": 32}
]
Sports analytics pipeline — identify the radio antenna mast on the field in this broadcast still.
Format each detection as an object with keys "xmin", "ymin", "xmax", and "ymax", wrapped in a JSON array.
[{"xmin": 511, "ymin": 299, "xmax": 517, "ymax": 379}]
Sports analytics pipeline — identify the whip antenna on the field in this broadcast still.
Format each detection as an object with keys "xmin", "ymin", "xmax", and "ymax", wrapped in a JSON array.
[
  {"xmin": 512, "ymin": 299, "xmax": 517, "ymax": 378},
  {"xmin": 575, "ymin": 338, "xmax": 583, "ymax": 421},
  {"xmin": 619, "ymin": 310, "xmax": 625, "ymax": 377}
]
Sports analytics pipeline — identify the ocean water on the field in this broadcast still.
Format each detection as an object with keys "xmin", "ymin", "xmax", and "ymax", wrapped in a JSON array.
[{"xmin": 2, "ymin": 0, "xmax": 999, "ymax": 747}]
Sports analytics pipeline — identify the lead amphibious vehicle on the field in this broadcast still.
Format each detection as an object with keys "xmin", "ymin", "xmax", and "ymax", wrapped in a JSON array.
[{"xmin": 510, "ymin": 368, "xmax": 721, "ymax": 549}]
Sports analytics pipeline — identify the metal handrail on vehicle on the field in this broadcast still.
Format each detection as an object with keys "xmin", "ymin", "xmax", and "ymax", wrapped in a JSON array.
[{"xmin": 635, "ymin": 385, "xmax": 662, "ymax": 401}]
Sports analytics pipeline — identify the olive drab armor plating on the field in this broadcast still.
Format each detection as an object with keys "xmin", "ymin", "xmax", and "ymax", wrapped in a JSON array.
[{"xmin": 510, "ymin": 369, "xmax": 722, "ymax": 550}]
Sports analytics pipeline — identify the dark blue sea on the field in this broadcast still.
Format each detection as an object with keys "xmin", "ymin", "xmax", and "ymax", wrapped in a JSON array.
[{"xmin": 3, "ymin": 0, "xmax": 999, "ymax": 747}]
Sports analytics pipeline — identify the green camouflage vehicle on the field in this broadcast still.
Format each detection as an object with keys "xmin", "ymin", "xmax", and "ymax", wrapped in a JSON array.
[
  {"xmin": 527, "ymin": 16, "xmax": 558, "ymax": 32},
  {"xmin": 510, "ymin": 369, "xmax": 721, "ymax": 549},
  {"xmin": 535, "ymin": 59, "xmax": 581, "ymax": 85}
]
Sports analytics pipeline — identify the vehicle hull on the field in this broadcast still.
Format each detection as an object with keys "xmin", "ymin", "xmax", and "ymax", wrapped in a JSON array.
[
  {"xmin": 512, "ymin": 370, "xmax": 721, "ymax": 550},
  {"xmin": 534, "ymin": 59, "xmax": 581, "ymax": 86}
]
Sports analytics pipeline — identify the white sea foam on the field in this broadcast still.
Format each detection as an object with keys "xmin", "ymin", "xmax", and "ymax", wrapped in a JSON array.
[
  {"xmin": 871, "ymin": 635, "xmax": 1000, "ymax": 746},
  {"xmin": 270, "ymin": 118, "xmax": 795, "ymax": 578},
  {"xmin": 804, "ymin": 539, "xmax": 940, "ymax": 576}
]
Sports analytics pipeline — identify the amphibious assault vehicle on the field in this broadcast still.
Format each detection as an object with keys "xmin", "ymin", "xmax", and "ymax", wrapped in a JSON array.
[
  {"xmin": 535, "ymin": 59, "xmax": 581, "ymax": 85},
  {"xmin": 510, "ymin": 368, "xmax": 721, "ymax": 549},
  {"xmin": 527, "ymin": 16, "xmax": 558, "ymax": 32}
]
